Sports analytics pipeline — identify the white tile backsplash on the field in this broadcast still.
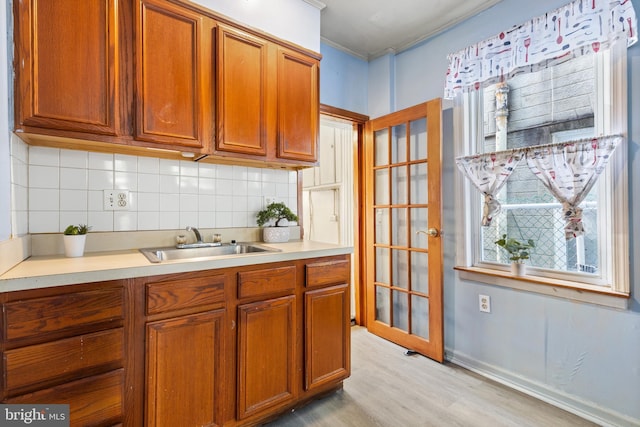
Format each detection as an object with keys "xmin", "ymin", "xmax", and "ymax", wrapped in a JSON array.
[
  {"xmin": 115, "ymin": 154, "xmax": 138, "ymax": 172},
  {"xmin": 138, "ymin": 156, "xmax": 159, "ymax": 174},
  {"xmin": 60, "ymin": 149, "xmax": 88, "ymax": 168},
  {"xmin": 88, "ymin": 152, "xmax": 114, "ymax": 170},
  {"xmin": 29, "ymin": 165, "xmax": 59, "ymax": 188},
  {"xmin": 60, "ymin": 168, "xmax": 88, "ymax": 190},
  {"xmin": 12, "ymin": 145, "xmax": 297, "ymax": 234},
  {"xmin": 29, "ymin": 146, "xmax": 59, "ymax": 166}
]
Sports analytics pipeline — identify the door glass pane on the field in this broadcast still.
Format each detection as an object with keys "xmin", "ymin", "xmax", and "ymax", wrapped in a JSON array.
[
  {"xmin": 391, "ymin": 166, "xmax": 407, "ymax": 205},
  {"xmin": 375, "ymin": 169, "xmax": 389, "ymax": 205},
  {"xmin": 411, "ymin": 295, "xmax": 429, "ymax": 339},
  {"xmin": 391, "ymin": 208, "xmax": 407, "ymax": 247},
  {"xmin": 410, "ymin": 208, "xmax": 428, "ymax": 249},
  {"xmin": 375, "ymin": 247, "xmax": 390, "ymax": 285},
  {"xmin": 392, "ymin": 290, "xmax": 408, "ymax": 332},
  {"xmin": 375, "ymin": 208, "xmax": 390, "ymax": 245},
  {"xmin": 409, "ymin": 162, "xmax": 428, "ymax": 205},
  {"xmin": 411, "ymin": 251, "xmax": 429, "ymax": 295},
  {"xmin": 375, "ymin": 286, "xmax": 390, "ymax": 325},
  {"xmin": 392, "ymin": 249, "xmax": 409, "ymax": 290},
  {"xmin": 374, "ymin": 129, "xmax": 389, "ymax": 166},
  {"xmin": 409, "ymin": 118, "xmax": 427, "ymax": 161},
  {"xmin": 391, "ymin": 124, "xmax": 407, "ymax": 164}
]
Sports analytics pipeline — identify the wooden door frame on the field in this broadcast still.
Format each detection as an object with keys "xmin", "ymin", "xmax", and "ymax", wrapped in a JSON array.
[{"xmin": 298, "ymin": 104, "xmax": 368, "ymax": 325}]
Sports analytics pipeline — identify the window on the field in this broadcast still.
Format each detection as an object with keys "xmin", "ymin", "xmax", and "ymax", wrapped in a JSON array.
[{"xmin": 454, "ymin": 43, "xmax": 629, "ymax": 306}]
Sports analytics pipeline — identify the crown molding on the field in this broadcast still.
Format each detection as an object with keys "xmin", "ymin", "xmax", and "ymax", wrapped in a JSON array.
[{"xmin": 302, "ymin": 0, "xmax": 326, "ymax": 10}]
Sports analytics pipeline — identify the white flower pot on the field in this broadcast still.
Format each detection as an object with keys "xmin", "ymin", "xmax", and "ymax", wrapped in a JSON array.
[
  {"xmin": 511, "ymin": 262, "xmax": 526, "ymax": 276},
  {"xmin": 63, "ymin": 234, "xmax": 87, "ymax": 257},
  {"xmin": 262, "ymin": 227, "xmax": 290, "ymax": 243}
]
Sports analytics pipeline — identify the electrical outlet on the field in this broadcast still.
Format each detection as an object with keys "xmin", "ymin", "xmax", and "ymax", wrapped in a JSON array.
[
  {"xmin": 103, "ymin": 190, "xmax": 130, "ymax": 211},
  {"xmin": 479, "ymin": 294, "xmax": 491, "ymax": 313}
]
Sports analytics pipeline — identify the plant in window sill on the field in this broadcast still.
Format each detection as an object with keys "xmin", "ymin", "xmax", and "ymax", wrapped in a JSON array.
[
  {"xmin": 63, "ymin": 224, "xmax": 91, "ymax": 257},
  {"xmin": 495, "ymin": 234, "xmax": 534, "ymax": 276},
  {"xmin": 256, "ymin": 202, "xmax": 298, "ymax": 243}
]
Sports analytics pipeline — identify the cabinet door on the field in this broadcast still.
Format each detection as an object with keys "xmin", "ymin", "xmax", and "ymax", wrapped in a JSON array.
[
  {"xmin": 135, "ymin": 0, "xmax": 213, "ymax": 151},
  {"xmin": 6, "ymin": 369, "xmax": 125, "ymax": 426},
  {"xmin": 216, "ymin": 25, "xmax": 270, "ymax": 157},
  {"xmin": 146, "ymin": 310, "xmax": 224, "ymax": 427},
  {"xmin": 276, "ymin": 47, "xmax": 319, "ymax": 163},
  {"xmin": 304, "ymin": 283, "xmax": 351, "ymax": 390},
  {"xmin": 237, "ymin": 295, "xmax": 296, "ymax": 419},
  {"xmin": 14, "ymin": 0, "xmax": 123, "ymax": 136}
]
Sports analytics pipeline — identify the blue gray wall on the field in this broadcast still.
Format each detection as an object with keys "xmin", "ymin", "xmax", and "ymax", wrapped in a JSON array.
[
  {"xmin": 321, "ymin": 0, "xmax": 640, "ymax": 424},
  {"xmin": 319, "ymin": 44, "xmax": 368, "ymax": 114}
]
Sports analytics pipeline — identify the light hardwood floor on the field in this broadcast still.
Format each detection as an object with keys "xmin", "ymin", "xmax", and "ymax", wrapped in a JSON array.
[{"xmin": 266, "ymin": 326, "xmax": 597, "ymax": 427}]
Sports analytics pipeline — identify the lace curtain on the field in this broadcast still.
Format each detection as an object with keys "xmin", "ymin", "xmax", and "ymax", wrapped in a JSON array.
[
  {"xmin": 455, "ymin": 135, "xmax": 622, "ymax": 239},
  {"xmin": 455, "ymin": 151, "xmax": 524, "ymax": 226},
  {"xmin": 444, "ymin": 0, "xmax": 637, "ymax": 99}
]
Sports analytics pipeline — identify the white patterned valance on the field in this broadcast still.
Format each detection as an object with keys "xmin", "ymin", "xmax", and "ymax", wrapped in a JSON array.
[
  {"xmin": 444, "ymin": 0, "xmax": 637, "ymax": 99},
  {"xmin": 455, "ymin": 135, "xmax": 622, "ymax": 239}
]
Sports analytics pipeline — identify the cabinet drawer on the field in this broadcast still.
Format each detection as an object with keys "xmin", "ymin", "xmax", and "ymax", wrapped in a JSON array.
[
  {"xmin": 4, "ymin": 328, "xmax": 124, "ymax": 394},
  {"xmin": 146, "ymin": 275, "xmax": 226, "ymax": 315},
  {"xmin": 3, "ymin": 287, "xmax": 124, "ymax": 341},
  {"xmin": 306, "ymin": 259, "xmax": 350, "ymax": 288},
  {"xmin": 237, "ymin": 266, "xmax": 296, "ymax": 299},
  {"xmin": 6, "ymin": 369, "xmax": 124, "ymax": 426}
]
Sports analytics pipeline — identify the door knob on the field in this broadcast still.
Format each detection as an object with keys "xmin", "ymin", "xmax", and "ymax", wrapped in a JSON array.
[{"xmin": 416, "ymin": 228, "xmax": 440, "ymax": 238}]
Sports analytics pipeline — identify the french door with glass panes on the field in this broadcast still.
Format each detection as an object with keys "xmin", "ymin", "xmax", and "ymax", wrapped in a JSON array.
[{"xmin": 364, "ymin": 99, "xmax": 443, "ymax": 362}]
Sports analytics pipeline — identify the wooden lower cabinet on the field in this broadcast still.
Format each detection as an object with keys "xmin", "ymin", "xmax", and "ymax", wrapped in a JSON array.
[
  {"xmin": 237, "ymin": 295, "xmax": 296, "ymax": 420},
  {"xmin": 145, "ymin": 310, "xmax": 224, "ymax": 427},
  {"xmin": 0, "ymin": 280, "xmax": 129, "ymax": 427},
  {"xmin": 7, "ymin": 370, "xmax": 125, "ymax": 427},
  {"xmin": 0, "ymin": 255, "xmax": 350, "ymax": 426},
  {"xmin": 304, "ymin": 283, "xmax": 351, "ymax": 391}
]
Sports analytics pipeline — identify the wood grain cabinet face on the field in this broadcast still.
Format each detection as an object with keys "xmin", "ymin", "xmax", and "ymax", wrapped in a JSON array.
[
  {"xmin": 0, "ymin": 281, "xmax": 128, "ymax": 426},
  {"xmin": 135, "ymin": 0, "xmax": 213, "ymax": 152},
  {"xmin": 145, "ymin": 310, "xmax": 224, "ymax": 427},
  {"xmin": 237, "ymin": 295, "xmax": 296, "ymax": 420},
  {"xmin": 14, "ymin": 0, "xmax": 122, "ymax": 136},
  {"xmin": 276, "ymin": 47, "xmax": 319, "ymax": 163},
  {"xmin": 304, "ymin": 284, "xmax": 351, "ymax": 391},
  {"xmin": 304, "ymin": 256, "xmax": 352, "ymax": 391},
  {"xmin": 216, "ymin": 25, "xmax": 270, "ymax": 157}
]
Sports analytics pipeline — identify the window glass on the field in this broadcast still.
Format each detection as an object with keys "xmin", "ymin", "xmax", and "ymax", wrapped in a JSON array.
[{"xmin": 478, "ymin": 54, "xmax": 601, "ymax": 275}]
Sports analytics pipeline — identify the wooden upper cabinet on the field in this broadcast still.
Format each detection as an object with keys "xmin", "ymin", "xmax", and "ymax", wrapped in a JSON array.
[
  {"xmin": 135, "ymin": 0, "xmax": 213, "ymax": 152},
  {"xmin": 14, "ymin": 0, "xmax": 124, "ymax": 136},
  {"xmin": 216, "ymin": 25, "xmax": 270, "ymax": 157},
  {"xmin": 276, "ymin": 47, "xmax": 319, "ymax": 163}
]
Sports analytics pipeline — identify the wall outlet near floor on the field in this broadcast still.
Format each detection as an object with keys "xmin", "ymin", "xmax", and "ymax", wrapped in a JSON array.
[
  {"xmin": 104, "ymin": 190, "xmax": 130, "ymax": 211},
  {"xmin": 479, "ymin": 294, "xmax": 491, "ymax": 313}
]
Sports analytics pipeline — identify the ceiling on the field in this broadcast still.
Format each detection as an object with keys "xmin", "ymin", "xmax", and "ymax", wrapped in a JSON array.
[{"xmin": 317, "ymin": 0, "xmax": 503, "ymax": 60}]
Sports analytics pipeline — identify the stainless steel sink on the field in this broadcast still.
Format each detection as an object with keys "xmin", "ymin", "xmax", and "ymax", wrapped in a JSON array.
[{"xmin": 140, "ymin": 242, "xmax": 280, "ymax": 263}]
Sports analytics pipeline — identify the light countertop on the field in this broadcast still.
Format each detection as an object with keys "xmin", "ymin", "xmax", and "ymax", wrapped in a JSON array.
[{"xmin": 0, "ymin": 240, "xmax": 353, "ymax": 293}]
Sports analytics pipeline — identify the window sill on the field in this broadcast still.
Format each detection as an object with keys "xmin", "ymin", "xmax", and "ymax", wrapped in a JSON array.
[{"xmin": 454, "ymin": 266, "xmax": 630, "ymax": 310}]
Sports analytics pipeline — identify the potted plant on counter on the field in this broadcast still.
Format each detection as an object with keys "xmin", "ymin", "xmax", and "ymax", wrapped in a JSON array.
[
  {"xmin": 256, "ymin": 202, "xmax": 298, "ymax": 243},
  {"xmin": 63, "ymin": 224, "xmax": 91, "ymax": 257},
  {"xmin": 495, "ymin": 234, "xmax": 535, "ymax": 276}
]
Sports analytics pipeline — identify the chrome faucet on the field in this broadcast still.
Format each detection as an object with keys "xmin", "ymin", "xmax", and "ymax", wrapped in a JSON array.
[
  {"xmin": 177, "ymin": 226, "xmax": 221, "ymax": 249},
  {"xmin": 186, "ymin": 226, "xmax": 203, "ymax": 243}
]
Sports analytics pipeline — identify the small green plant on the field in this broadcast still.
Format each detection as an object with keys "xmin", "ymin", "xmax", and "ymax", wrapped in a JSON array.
[
  {"xmin": 256, "ymin": 202, "xmax": 298, "ymax": 227},
  {"xmin": 495, "ymin": 234, "xmax": 534, "ymax": 262},
  {"xmin": 64, "ymin": 224, "xmax": 91, "ymax": 235}
]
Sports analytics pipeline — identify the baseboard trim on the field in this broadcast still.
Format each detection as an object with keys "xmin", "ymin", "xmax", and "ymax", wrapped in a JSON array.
[
  {"xmin": 0, "ymin": 235, "xmax": 31, "ymax": 276},
  {"xmin": 445, "ymin": 349, "xmax": 639, "ymax": 427}
]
